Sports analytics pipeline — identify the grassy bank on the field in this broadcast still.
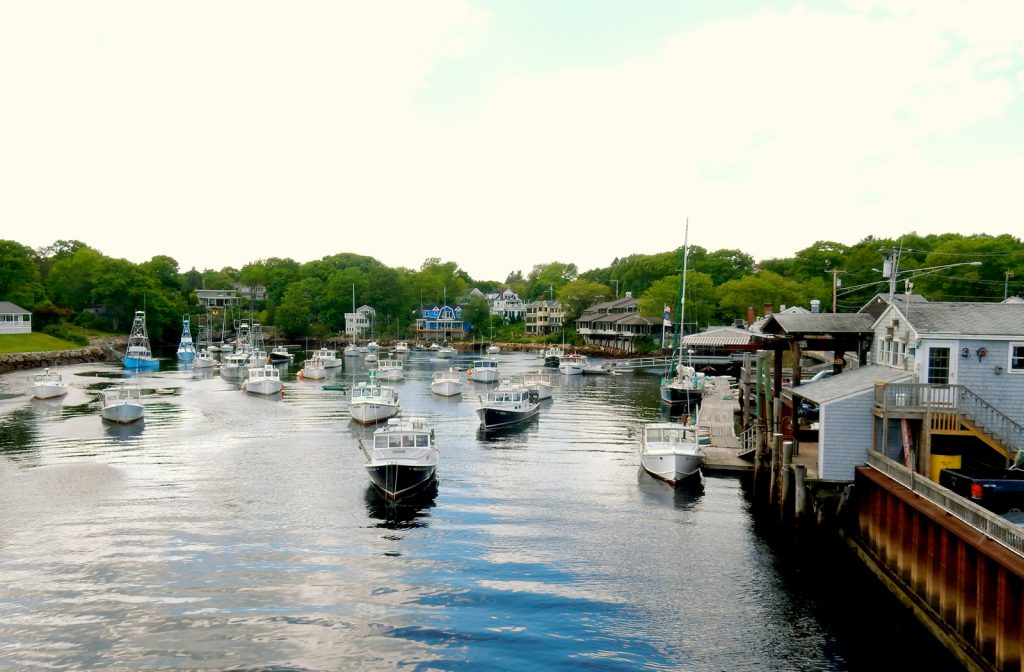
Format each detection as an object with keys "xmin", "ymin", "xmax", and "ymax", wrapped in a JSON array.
[{"xmin": 0, "ymin": 333, "xmax": 84, "ymax": 354}]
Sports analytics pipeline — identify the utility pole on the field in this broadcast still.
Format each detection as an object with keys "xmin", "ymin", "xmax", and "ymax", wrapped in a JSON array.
[
  {"xmin": 825, "ymin": 269, "xmax": 845, "ymax": 313},
  {"xmin": 879, "ymin": 246, "xmax": 907, "ymax": 301},
  {"xmin": 1006, "ymin": 270, "xmax": 1014, "ymax": 301}
]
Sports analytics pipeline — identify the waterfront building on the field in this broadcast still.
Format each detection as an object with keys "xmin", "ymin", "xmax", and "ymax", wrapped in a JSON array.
[
  {"xmin": 416, "ymin": 305, "xmax": 465, "ymax": 342},
  {"xmin": 0, "ymin": 301, "xmax": 31, "ymax": 335},
  {"xmin": 524, "ymin": 300, "xmax": 563, "ymax": 336},
  {"xmin": 487, "ymin": 288, "xmax": 525, "ymax": 322},
  {"xmin": 345, "ymin": 304, "xmax": 376, "ymax": 340},
  {"xmin": 574, "ymin": 293, "xmax": 654, "ymax": 353}
]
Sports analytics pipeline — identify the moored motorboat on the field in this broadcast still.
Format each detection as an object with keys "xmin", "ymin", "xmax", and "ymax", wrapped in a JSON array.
[
  {"xmin": 359, "ymin": 416, "xmax": 439, "ymax": 502},
  {"xmin": 176, "ymin": 314, "xmax": 196, "ymax": 361},
  {"xmin": 393, "ymin": 341, "xmax": 410, "ymax": 354},
  {"xmin": 299, "ymin": 356, "xmax": 327, "ymax": 380},
  {"xmin": 431, "ymin": 368, "xmax": 462, "ymax": 397},
  {"xmin": 467, "ymin": 358, "xmax": 499, "ymax": 383},
  {"xmin": 558, "ymin": 353, "xmax": 587, "ymax": 375},
  {"xmin": 313, "ymin": 348, "xmax": 342, "ymax": 369},
  {"xmin": 121, "ymin": 311, "xmax": 159, "ymax": 370},
  {"xmin": 436, "ymin": 343, "xmax": 456, "ymax": 359},
  {"xmin": 476, "ymin": 380, "xmax": 540, "ymax": 429},
  {"xmin": 522, "ymin": 369, "xmax": 553, "ymax": 400},
  {"xmin": 638, "ymin": 417, "xmax": 708, "ymax": 485},
  {"xmin": 543, "ymin": 346, "xmax": 564, "ymax": 368},
  {"xmin": 377, "ymin": 358, "xmax": 405, "ymax": 381},
  {"xmin": 30, "ymin": 368, "xmax": 68, "ymax": 399},
  {"xmin": 269, "ymin": 345, "xmax": 294, "ymax": 363},
  {"xmin": 193, "ymin": 348, "xmax": 218, "ymax": 369},
  {"xmin": 100, "ymin": 383, "xmax": 144, "ymax": 423},
  {"xmin": 349, "ymin": 370, "xmax": 400, "ymax": 424},
  {"xmin": 243, "ymin": 364, "xmax": 283, "ymax": 395}
]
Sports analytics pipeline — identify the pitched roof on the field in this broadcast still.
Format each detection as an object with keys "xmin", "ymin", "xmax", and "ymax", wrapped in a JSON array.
[
  {"xmin": 0, "ymin": 301, "xmax": 29, "ymax": 314},
  {"xmin": 789, "ymin": 364, "xmax": 912, "ymax": 405},
  {"xmin": 683, "ymin": 326, "xmax": 756, "ymax": 347},
  {"xmin": 758, "ymin": 312, "xmax": 876, "ymax": 336},
  {"xmin": 892, "ymin": 302, "xmax": 1024, "ymax": 337}
]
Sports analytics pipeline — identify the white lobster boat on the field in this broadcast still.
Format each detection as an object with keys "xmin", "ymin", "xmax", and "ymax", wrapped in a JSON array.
[
  {"xmin": 100, "ymin": 383, "xmax": 144, "ymax": 424},
  {"xmin": 638, "ymin": 418, "xmax": 708, "ymax": 485},
  {"xmin": 522, "ymin": 370, "xmax": 553, "ymax": 400},
  {"xmin": 349, "ymin": 370, "xmax": 400, "ymax": 424},
  {"xmin": 30, "ymin": 368, "xmax": 69, "ymax": 399},
  {"xmin": 359, "ymin": 416, "xmax": 439, "ymax": 502},
  {"xmin": 376, "ymin": 359, "xmax": 405, "ymax": 381},
  {"xmin": 300, "ymin": 356, "xmax": 327, "ymax": 380},
  {"xmin": 431, "ymin": 368, "xmax": 462, "ymax": 397},
  {"xmin": 243, "ymin": 365, "xmax": 283, "ymax": 395},
  {"xmin": 467, "ymin": 358, "xmax": 499, "ymax": 383}
]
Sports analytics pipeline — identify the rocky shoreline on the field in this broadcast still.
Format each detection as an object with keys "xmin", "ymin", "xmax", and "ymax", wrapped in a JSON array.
[{"xmin": 0, "ymin": 337, "xmax": 127, "ymax": 374}]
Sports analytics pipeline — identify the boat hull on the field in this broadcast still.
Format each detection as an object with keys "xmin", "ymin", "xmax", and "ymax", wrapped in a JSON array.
[
  {"xmin": 350, "ymin": 402, "xmax": 400, "ymax": 424},
  {"xmin": 468, "ymin": 368, "xmax": 498, "ymax": 383},
  {"xmin": 660, "ymin": 384, "xmax": 702, "ymax": 407},
  {"xmin": 377, "ymin": 369, "xmax": 404, "ymax": 381},
  {"xmin": 365, "ymin": 462, "xmax": 437, "ymax": 501},
  {"xmin": 123, "ymin": 356, "xmax": 159, "ymax": 370},
  {"xmin": 559, "ymin": 363, "xmax": 583, "ymax": 375},
  {"xmin": 102, "ymin": 403, "xmax": 144, "ymax": 424},
  {"xmin": 476, "ymin": 404, "xmax": 539, "ymax": 429},
  {"xmin": 301, "ymin": 367, "xmax": 327, "ymax": 380},
  {"xmin": 524, "ymin": 383, "xmax": 552, "ymax": 400},
  {"xmin": 431, "ymin": 381, "xmax": 462, "ymax": 396},
  {"xmin": 640, "ymin": 451, "xmax": 704, "ymax": 485},
  {"xmin": 544, "ymin": 355, "xmax": 561, "ymax": 368},
  {"xmin": 32, "ymin": 384, "xmax": 68, "ymax": 400},
  {"xmin": 244, "ymin": 380, "xmax": 283, "ymax": 395}
]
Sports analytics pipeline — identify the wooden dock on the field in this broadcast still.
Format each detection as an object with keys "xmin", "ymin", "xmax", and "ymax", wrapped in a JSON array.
[{"xmin": 700, "ymin": 379, "xmax": 818, "ymax": 478}]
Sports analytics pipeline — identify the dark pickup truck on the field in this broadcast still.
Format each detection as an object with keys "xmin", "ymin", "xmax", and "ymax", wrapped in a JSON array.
[{"xmin": 939, "ymin": 467, "xmax": 1024, "ymax": 514}]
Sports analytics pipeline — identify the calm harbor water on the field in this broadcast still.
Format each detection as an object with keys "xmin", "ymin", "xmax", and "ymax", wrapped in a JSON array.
[{"xmin": 0, "ymin": 350, "xmax": 964, "ymax": 671}]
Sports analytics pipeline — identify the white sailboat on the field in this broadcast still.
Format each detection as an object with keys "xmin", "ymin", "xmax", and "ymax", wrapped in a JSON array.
[{"xmin": 660, "ymin": 219, "xmax": 705, "ymax": 408}]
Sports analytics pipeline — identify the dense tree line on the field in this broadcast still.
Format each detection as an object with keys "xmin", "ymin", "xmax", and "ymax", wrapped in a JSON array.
[{"xmin": 2, "ymin": 233, "xmax": 1023, "ymax": 346}]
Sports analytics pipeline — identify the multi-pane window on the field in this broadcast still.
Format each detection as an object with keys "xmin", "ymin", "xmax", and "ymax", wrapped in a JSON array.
[
  {"xmin": 1011, "ymin": 344, "xmax": 1024, "ymax": 373},
  {"xmin": 927, "ymin": 347, "xmax": 951, "ymax": 384}
]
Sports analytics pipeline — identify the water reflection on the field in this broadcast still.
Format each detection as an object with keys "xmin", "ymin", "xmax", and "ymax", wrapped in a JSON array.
[
  {"xmin": 0, "ymin": 408, "xmax": 36, "ymax": 456},
  {"xmin": 102, "ymin": 418, "xmax": 145, "ymax": 440},
  {"xmin": 364, "ymin": 482, "xmax": 437, "ymax": 530},
  {"xmin": 636, "ymin": 466, "xmax": 706, "ymax": 510}
]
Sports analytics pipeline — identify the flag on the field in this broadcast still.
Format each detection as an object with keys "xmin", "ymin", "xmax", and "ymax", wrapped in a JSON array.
[{"xmin": 663, "ymin": 304, "xmax": 672, "ymax": 327}]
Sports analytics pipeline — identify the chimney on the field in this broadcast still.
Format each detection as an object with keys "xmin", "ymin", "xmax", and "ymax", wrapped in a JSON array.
[
  {"xmin": 763, "ymin": 303, "xmax": 773, "ymax": 317},
  {"xmin": 810, "ymin": 299, "xmax": 821, "ymax": 313},
  {"xmin": 747, "ymin": 306, "xmax": 755, "ymax": 325}
]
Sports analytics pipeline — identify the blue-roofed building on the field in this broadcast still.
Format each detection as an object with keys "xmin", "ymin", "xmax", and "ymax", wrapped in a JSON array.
[{"xmin": 415, "ymin": 305, "xmax": 465, "ymax": 341}]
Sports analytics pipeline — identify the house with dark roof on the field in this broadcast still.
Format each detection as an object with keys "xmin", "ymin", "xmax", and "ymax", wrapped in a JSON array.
[
  {"xmin": 0, "ymin": 301, "xmax": 31, "ymax": 334},
  {"xmin": 574, "ymin": 293, "xmax": 654, "ymax": 353},
  {"xmin": 784, "ymin": 300, "xmax": 1024, "ymax": 482}
]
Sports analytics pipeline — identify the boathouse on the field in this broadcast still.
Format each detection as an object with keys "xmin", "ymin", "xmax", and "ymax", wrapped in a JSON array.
[{"xmin": 0, "ymin": 301, "xmax": 31, "ymax": 335}]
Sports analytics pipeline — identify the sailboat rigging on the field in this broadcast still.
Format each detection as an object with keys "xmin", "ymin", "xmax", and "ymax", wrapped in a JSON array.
[{"xmin": 660, "ymin": 219, "xmax": 705, "ymax": 407}]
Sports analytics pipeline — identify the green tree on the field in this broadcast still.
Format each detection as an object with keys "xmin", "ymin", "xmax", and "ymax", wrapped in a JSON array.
[
  {"xmin": 0, "ymin": 240, "xmax": 44, "ymax": 308},
  {"xmin": 275, "ymin": 278, "xmax": 321, "ymax": 339},
  {"xmin": 716, "ymin": 271, "xmax": 805, "ymax": 322},
  {"xmin": 525, "ymin": 262, "xmax": 577, "ymax": 301},
  {"xmin": 557, "ymin": 279, "xmax": 614, "ymax": 320}
]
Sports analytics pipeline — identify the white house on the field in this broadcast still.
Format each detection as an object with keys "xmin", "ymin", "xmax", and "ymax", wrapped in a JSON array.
[
  {"xmin": 345, "ymin": 305, "xmax": 376, "ymax": 340},
  {"xmin": 0, "ymin": 301, "xmax": 31, "ymax": 334},
  {"xmin": 487, "ymin": 289, "xmax": 525, "ymax": 321}
]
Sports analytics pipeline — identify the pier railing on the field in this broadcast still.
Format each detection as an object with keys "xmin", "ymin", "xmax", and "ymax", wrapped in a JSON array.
[{"xmin": 866, "ymin": 450, "xmax": 1024, "ymax": 557}]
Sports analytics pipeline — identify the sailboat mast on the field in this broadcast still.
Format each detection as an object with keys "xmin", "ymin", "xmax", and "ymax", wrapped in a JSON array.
[{"xmin": 670, "ymin": 219, "xmax": 690, "ymax": 369}]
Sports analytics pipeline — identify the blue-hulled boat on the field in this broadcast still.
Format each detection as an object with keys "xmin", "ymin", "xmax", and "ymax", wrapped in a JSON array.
[
  {"xmin": 176, "ymin": 314, "xmax": 196, "ymax": 361},
  {"xmin": 122, "ymin": 310, "xmax": 159, "ymax": 370}
]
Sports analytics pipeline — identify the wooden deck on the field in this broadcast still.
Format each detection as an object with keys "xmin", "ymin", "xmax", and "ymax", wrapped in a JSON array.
[{"xmin": 700, "ymin": 380, "xmax": 818, "ymax": 478}]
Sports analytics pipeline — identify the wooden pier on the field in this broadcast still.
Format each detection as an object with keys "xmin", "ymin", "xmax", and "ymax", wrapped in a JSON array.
[{"xmin": 700, "ymin": 381, "xmax": 819, "ymax": 478}]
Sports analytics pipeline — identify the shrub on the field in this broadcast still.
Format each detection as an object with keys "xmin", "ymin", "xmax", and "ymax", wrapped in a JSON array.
[{"xmin": 42, "ymin": 323, "xmax": 89, "ymax": 346}]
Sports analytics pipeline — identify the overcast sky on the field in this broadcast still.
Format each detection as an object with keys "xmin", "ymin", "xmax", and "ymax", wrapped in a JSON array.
[{"xmin": 2, "ymin": 1, "xmax": 1022, "ymax": 281}]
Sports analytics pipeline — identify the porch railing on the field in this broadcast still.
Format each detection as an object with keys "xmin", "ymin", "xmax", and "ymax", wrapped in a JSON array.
[{"xmin": 875, "ymin": 383, "xmax": 1024, "ymax": 460}]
